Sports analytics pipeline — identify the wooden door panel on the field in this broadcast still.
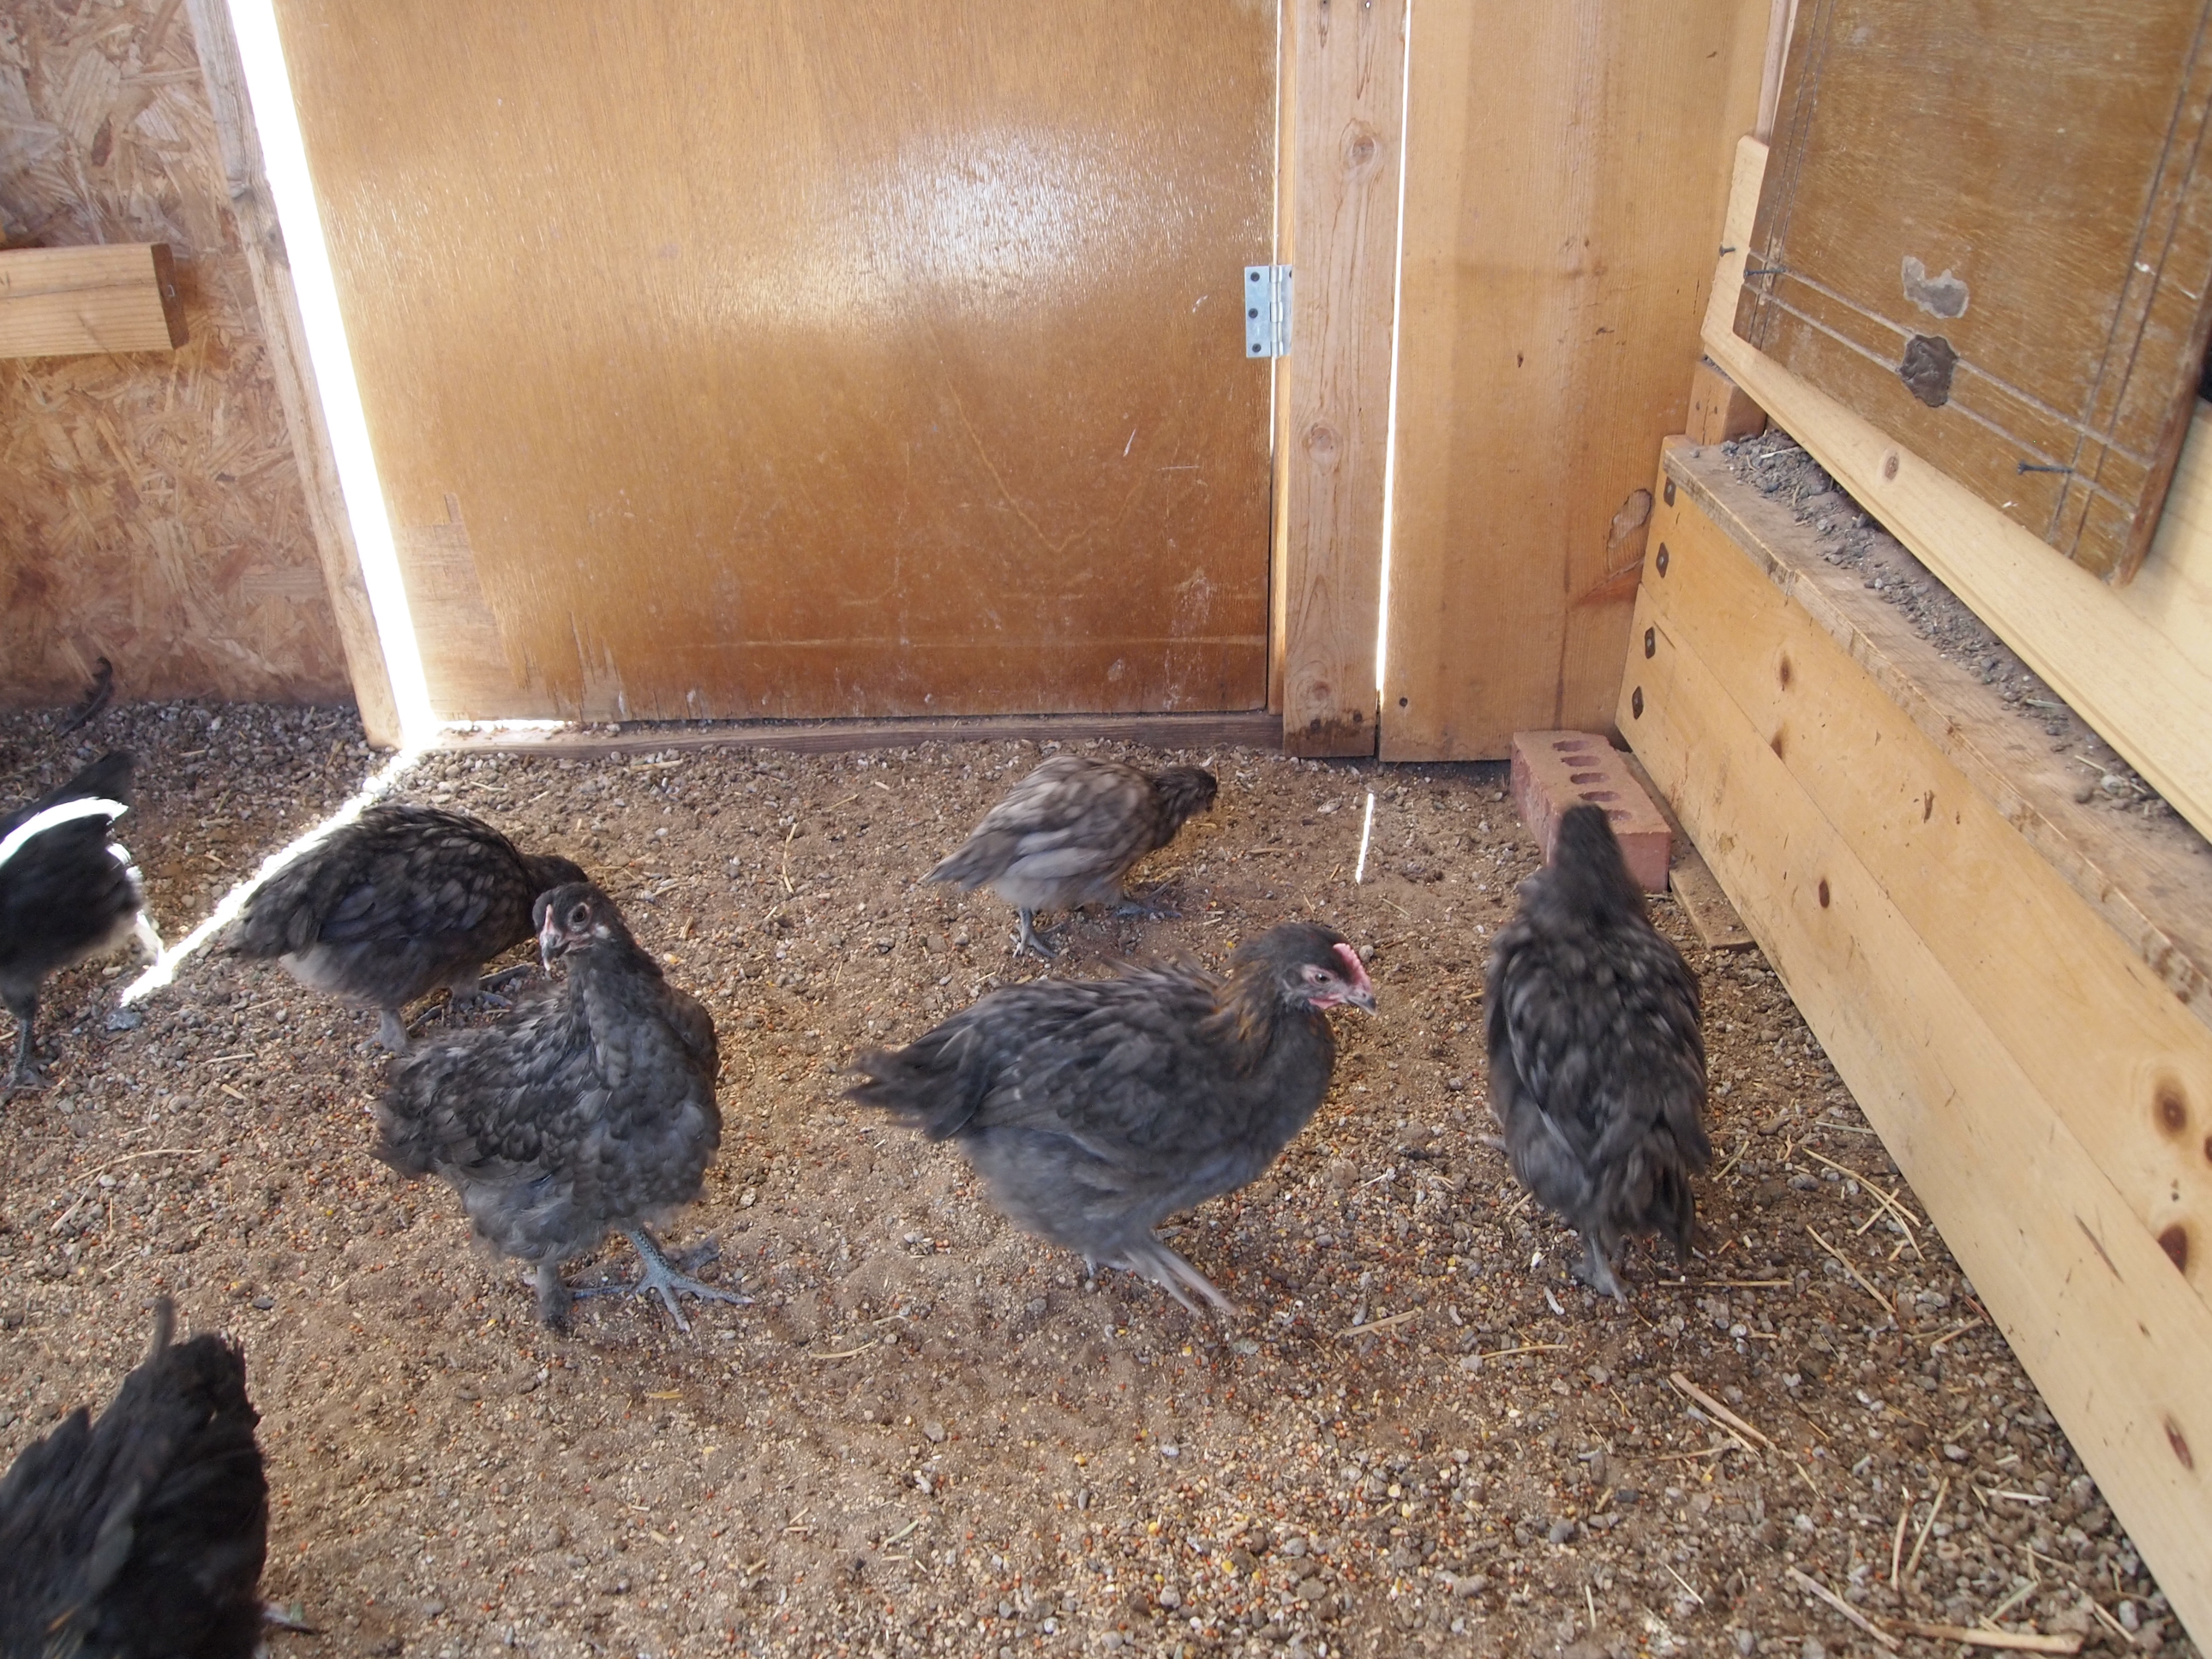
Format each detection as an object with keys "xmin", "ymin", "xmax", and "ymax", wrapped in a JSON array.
[
  {"xmin": 275, "ymin": 2, "xmax": 1275, "ymax": 720},
  {"xmin": 1737, "ymin": 0, "xmax": 2212, "ymax": 583}
]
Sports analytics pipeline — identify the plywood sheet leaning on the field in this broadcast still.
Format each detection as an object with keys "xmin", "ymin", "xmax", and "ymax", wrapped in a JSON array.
[
  {"xmin": 0, "ymin": 0, "xmax": 348, "ymax": 710},
  {"xmin": 1705, "ymin": 135, "xmax": 2212, "ymax": 848},
  {"xmin": 1739, "ymin": 0, "xmax": 2212, "ymax": 582},
  {"xmin": 1622, "ymin": 446, "xmax": 2212, "ymax": 1650},
  {"xmin": 1379, "ymin": 0, "xmax": 1770, "ymax": 762},
  {"xmin": 0, "ymin": 243, "xmax": 186, "ymax": 357}
]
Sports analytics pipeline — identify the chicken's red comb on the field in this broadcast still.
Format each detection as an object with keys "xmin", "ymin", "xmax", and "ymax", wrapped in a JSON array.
[{"xmin": 1334, "ymin": 940, "xmax": 1373, "ymax": 994}]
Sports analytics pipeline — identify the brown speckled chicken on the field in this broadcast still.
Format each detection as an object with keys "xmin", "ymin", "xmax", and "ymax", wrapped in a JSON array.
[
  {"xmin": 926, "ymin": 754, "xmax": 1217, "ymax": 958},
  {"xmin": 849, "ymin": 921, "xmax": 1374, "ymax": 1314},
  {"xmin": 1485, "ymin": 805, "xmax": 1709, "ymax": 1301},
  {"xmin": 229, "ymin": 803, "xmax": 586, "ymax": 1051},
  {"xmin": 0, "ymin": 1300, "xmax": 268, "ymax": 1659},
  {"xmin": 1, "ymin": 750, "xmax": 162, "ymax": 1092},
  {"xmin": 375, "ymin": 882, "xmax": 743, "ymax": 1331}
]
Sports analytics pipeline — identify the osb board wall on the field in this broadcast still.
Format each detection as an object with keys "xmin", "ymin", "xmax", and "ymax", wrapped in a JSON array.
[{"xmin": 0, "ymin": 0, "xmax": 348, "ymax": 710}]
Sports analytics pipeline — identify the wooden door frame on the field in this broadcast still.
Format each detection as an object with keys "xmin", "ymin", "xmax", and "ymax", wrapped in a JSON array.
[{"xmin": 193, "ymin": 0, "xmax": 1402, "ymax": 754}]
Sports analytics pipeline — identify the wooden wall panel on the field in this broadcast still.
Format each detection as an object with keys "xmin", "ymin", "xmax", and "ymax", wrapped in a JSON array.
[
  {"xmin": 274, "ymin": 1, "xmax": 1277, "ymax": 726},
  {"xmin": 1277, "ymin": 0, "xmax": 1406, "ymax": 757},
  {"xmin": 1378, "ymin": 0, "xmax": 1769, "ymax": 762},
  {"xmin": 0, "ymin": 0, "xmax": 348, "ymax": 710}
]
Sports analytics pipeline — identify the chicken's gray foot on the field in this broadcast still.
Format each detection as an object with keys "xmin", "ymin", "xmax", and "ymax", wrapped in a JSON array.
[
  {"xmin": 1112, "ymin": 885, "xmax": 1180, "ymax": 920},
  {"xmin": 1120, "ymin": 1233, "xmax": 1242, "ymax": 1318},
  {"xmin": 1012, "ymin": 907, "xmax": 1064, "ymax": 961},
  {"xmin": 572, "ymin": 1228, "xmax": 753, "ymax": 1333},
  {"xmin": 373, "ymin": 1007, "xmax": 409, "ymax": 1053},
  {"xmin": 4, "ymin": 996, "xmax": 45, "ymax": 1093},
  {"xmin": 1573, "ymin": 1233, "xmax": 1628, "ymax": 1303}
]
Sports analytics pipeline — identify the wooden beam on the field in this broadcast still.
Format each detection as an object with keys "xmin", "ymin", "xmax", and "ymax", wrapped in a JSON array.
[
  {"xmin": 1276, "ymin": 0, "xmax": 1406, "ymax": 758},
  {"xmin": 1644, "ymin": 451, "xmax": 2212, "ymax": 1274},
  {"xmin": 1703, "ymin": 135, "xmax": 2212, "ymax": 844},
  {"xmin": 1619, "ymin": 518, "xmax": 2212, "ymax": 1648},
  {"xmin": 1686, "ymin": 357, "xmax": 1765, "ymax": 446},
  {"xmin": 435, "ymin": 710, "xmax": 1285, "ymax": 761},
  {"xmin": 183, "ymin": 0, "xmax": 402, "ymax": 750},
  {"xmin": 0, "ymin": 243, "xmax": 186, "ymax": 358},
  {"xmin": 1378, "ymin": 0, "xmax": 1770, "ymax": 762}
]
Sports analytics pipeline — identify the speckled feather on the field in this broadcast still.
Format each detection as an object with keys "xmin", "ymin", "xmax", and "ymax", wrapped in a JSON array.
[
  {"xmin": 229, "ymin": 804, "xmax": 585, "ymax": 1014},
  {"xmin": 926, "ymin": 755, "xmax": 1217, "ymax": 914},
  {"xmin": 1485, "ymin": 806, "xmax": 1709, "ymax": 1286},
  {"xmin": 0, "ymin": 1303, "xmax": 267, "ymax": 1659},
  {"xmin": 848, "ymin": 922, "xmax": 1367, "ymax": 1304},
  {"xmin": 375, "ymin": 884, "xmax": 722, "ymax": 1277}
]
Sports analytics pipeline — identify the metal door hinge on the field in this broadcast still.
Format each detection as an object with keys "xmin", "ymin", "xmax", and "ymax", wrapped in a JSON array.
[{"xmin": 1244, "ymin": 264, "xmax": 1292, "ymax": 358}]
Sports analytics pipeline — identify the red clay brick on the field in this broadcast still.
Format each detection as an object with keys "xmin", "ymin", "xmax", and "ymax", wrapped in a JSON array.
[{"xmin": 1509, "ymin": 730, "xmax": 1671, "ymax": 892}]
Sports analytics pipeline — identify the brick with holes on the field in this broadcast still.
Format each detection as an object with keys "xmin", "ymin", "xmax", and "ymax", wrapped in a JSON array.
[{"xmin": 1508, "ymin": 731, "xmax": 1671, "ymax": 892}]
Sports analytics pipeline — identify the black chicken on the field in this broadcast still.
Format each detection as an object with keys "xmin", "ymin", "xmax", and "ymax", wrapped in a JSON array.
[
  {"xmin": 375, "ymin": 881, "xmax": 744, "ymax": 1331},
  {"xmin": 229, "ymin": 803, "xmax": 586, "ymax": 1051},
  {"xmin": 1484, "ymin": 804, "xmax": 1710, "ymax": 1301},
  {"xmin": 1, "ymin": 750, "xmax": 162, "ymax": 1092},
  {"xmin": 927, "ymin": 754, "xmax": 1218, "ymax": 958},
  {"xmin": 848, "ymin": 921, "xmax": 1375, "ymax": 1314},
  {"xmin": 0, "ymin": 1299, "xmax": 268, "ymax": 1659}
]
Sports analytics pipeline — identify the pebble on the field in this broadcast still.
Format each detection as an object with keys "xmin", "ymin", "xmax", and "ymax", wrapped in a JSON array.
[
  {"xmin": 922, "ymin": 1419, "xmax": 945, "ymax": 1444},
  {"xmin": 1545, "ymin": 1517, "xmax": 1576, "ymax": 1544}
]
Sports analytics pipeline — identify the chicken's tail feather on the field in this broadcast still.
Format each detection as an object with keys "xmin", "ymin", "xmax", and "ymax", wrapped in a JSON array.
[{"xmin": 845, "ymin": 1028, "xmax": 992, "ymax": 1141}]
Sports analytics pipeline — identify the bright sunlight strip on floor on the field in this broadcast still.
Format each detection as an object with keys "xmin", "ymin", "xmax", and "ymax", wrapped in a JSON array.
[{"xmin": 118, "ymin": 746, "xmax": 424, "ymax": 1006}]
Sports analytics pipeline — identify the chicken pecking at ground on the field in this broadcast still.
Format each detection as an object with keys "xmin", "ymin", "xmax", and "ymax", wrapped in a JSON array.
[
  {"xmin": 0, "ymin": 750, "xmax": 163, "ymax": 1093},
  {"xmin": 848, "ymin": 921, "xmax": 1375, "ymax": 1314},
  {"xmin": 0, "ymin": 1299, "xmax": 268, "ymax": 1659},
  {"xmin": 228, "ymin": 802, "xmax": 587, "ymax": 1051},
  {"xmin": 375, "ymin": 881, "xmax": 746, "ymax": 1331},
  {"xmin": 1484, "ymin": 803, "xmax": 1710, "ymax": 1301},
  {"xmin": 926, "ymin": 754, "xmax": 1218, "ymax": 958}
]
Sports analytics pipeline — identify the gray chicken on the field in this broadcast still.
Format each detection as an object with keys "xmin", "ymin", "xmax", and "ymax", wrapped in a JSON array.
[
  {"xmin": 1, "ymin": 750, "xmax": 163, "ymax": 1092},
  {"xmin": 375, "ymin": 881, "xmax": 744, "ymax": 1331},
  {"xmin": 229, "ymin": 803, "xmax": 586, "ymax": 1051},
  {"xmin": 1484, "ymin": 804, "xmax": 1709, "ymax": 1300},
  {"xmin": 0, "ymin": 1299, "xmax": 268, "ymax": 1659},
  {"xmin": 848, "ymin": 921, "xmax": 1375, "ymax": 1314},
  {"xmin": 926, "ymin": 754, "xmax": 1218, "ymax": 958}
]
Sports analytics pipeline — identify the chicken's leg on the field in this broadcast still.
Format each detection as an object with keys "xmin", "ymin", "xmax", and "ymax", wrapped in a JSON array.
[
  {"xmin": 1118, "ymin": 1233, "xmax": 1242, "ymax": 1318},
  {"xmin": 443, "ymin": 968, "xmax": 514, "ymax": 1019},
  {"xmin": 573, "ymin": 1228, "xmax": 752, "ymax": 1333},
  {"xmin": 372, "ymin": 1007, "xmax": 409, "ymax": 1053},
  {"xmin": 1012, "ymin": 907, "xmax": 1063, "ymax": 961},
  {"xmin": 1574, "ymin": 1232, "xmax": 1628, "ymax": 1303},
  {"xmin": 1112, "ymin": 884, "xmax": 1180, "ymax": 921},
  {"xmin": 4, "ymin": 990, "xmax": 44, "ymax": 1092}
]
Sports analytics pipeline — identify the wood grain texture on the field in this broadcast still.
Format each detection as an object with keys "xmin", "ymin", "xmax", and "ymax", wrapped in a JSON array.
[
  {"xmin": 1740, "ymin": 0, "xmax": 2212, "ymax": 581},
  {"xmin": 438, "ymin": 711, "xmax": 1283, "ymax": 761},
  {"xmin": 1378, "ymin": 0, "xmax": 1769, "ymax": 763},
  {"xmin": 181, "ymin": 0, "xmax": 400, "ymax": 747},
  {"xmin": 0, "ymin": 242, "xmax": 185, "ymax": 356},
  {"xmin": 0, "ymin": 0, "xmax": 349, "ymax": 710},
  {"xmin": 274, "ymin": 0, "xmax": 1276, "ymax": 726},
  {"xmin": 1686, "ymin": 357, "xmax": 1765, "ymax": 446},
  {"xmin": 1621, "ymin": 514, "xmax": 2212, "ymax": 1654},
  {"xmin": 1277, "ymin": 0, "xmax": 1406, "ymax": 757},
  {"xmin": 1665, "ymin": 438, "xmax": 2212, "ymax": 1036},
  {"xmin": 1645, "ymin": 457, "xmax": 2212, "ymax": 1276},
  {"xmin": 1706, "ymin": 137, "xmax": 2212, "ymax": 844}
]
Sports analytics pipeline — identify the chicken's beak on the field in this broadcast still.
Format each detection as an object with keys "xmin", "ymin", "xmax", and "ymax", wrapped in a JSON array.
[
  {"xmin": 1330, "ymin": 942, "xmax": 1378, "ymax": 1012},
  {"xmin": 539, "ymin": 914, "xmax": 566, "ymax": 970}
]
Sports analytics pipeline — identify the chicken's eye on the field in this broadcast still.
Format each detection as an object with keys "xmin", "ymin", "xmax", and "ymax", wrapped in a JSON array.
[{"xmin": 567, "ymin": 905, "xmax": 590, "ymax": 929}]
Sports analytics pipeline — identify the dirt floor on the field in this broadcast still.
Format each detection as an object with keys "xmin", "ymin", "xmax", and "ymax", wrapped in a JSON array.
[{"xmin": 0, "ymin": 709, "xmax": 2199, "ymax": 1659}]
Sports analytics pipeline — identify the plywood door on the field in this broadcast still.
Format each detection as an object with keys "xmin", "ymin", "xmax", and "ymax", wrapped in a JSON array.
[
  {"xmin": 273, "ymin": 3, "xmax": 1277, "ymax": 722},
  {"xmin": 1739, "ymin": 0, "xmax": 2212, "ymax": 583}
]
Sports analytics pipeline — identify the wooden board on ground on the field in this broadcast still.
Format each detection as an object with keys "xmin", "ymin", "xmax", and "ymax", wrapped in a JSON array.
[
  {"xmin": 1621, "ymin": 480, "xmax": 2212, "ymax": 1647},
  {"xmin": 1740, "ymin": 2, "xmax": 2212, "ymax": 581},
  {"xmin": 1276, "ymin": 0, "xmax": 1406, "ymax": 757},
  {"xmin": 1378, "ymin": 0, "xmax": 1769, "ymax": 761},
  {"xmin": 436, "ymin": 711, "xmax": 1283, "ymax": 761},
  {"xmin": 0, "ymin": 244, "xmax": 186, "ymax": 358},
  {"xmin": 1704, "ymin": 136, "xmax": 2212, "ymax": 847}
]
